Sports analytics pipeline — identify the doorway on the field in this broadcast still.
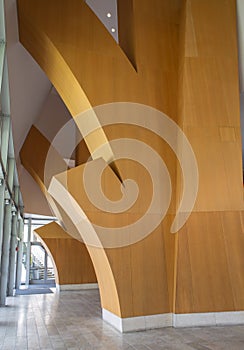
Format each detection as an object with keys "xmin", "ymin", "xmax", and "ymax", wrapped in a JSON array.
[{"xmin": 29, "ymin": 242, "xmax": 55, "ymax": 285}]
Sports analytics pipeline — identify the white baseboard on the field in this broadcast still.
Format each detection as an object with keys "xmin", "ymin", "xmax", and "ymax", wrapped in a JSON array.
[
  {"xmin": 173, "ymin": 311, "xmax": 244, "ymax": 327},
  {"xmin": 56, "ymin": 283, "xmax": 98, "ymax": 291},
  {"xmin": 102, "ymin": 309, "xmax": 172, "ymax": 333},
  {"xmin": 103, "ymin": 309, "xmax": 244, "ymax": 333}
]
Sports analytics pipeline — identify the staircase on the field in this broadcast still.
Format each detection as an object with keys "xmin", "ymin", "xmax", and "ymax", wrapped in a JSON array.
[
  {"xmin": 31, "ymin": 245, "xmax": 55, "ymax": 281},
  {"xmin": 37, "ymin": 266, "xmax": 55, "ymax": 280}
]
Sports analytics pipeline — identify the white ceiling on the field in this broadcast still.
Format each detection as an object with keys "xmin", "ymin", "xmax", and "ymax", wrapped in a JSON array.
[
  {"xmin": 4, "ymin": 0, "xmax": 119, "ymax": 157},
  {"xmin": 86, "ymin": 0, "xmax": 118, "ymax": 42},
  {"xmin": 4, "ymin": 0, "xmax": 52, "ymax": 155}
]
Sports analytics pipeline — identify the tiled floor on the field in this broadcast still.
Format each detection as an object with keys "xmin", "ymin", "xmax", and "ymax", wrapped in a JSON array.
[{"xmin": 0, "ymin": 289, "xmax": 243, "ymax": 350}]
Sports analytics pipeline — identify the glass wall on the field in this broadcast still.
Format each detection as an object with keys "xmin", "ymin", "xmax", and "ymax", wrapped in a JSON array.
[
  {"xmin": 0, "ymin": 0, "xmax": 25, "ymax": 306},
  {"xmin": 21, "ymin": 216, "xmax": 56, "ymax": 286}
]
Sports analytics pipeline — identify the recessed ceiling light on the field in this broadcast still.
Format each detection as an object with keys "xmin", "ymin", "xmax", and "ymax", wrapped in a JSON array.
[
  {"xmin": 111, "ymin": 27, "xmax": 116, "ymax": 33},
  {"xmin": 107, "ymin": 12, "xmax": 112, "ymax": 18}
]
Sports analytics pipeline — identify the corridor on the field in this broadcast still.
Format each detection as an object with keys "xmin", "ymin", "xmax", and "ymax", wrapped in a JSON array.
[{"xmin": 0, "ymin": 290, "xmax": 243, "ymax": 350}]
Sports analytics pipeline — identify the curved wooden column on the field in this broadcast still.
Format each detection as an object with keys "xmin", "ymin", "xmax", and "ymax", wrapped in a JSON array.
[
  {"xmin": 18, "ymin": 0, "xmax": 181, "ymax": 324},
  {"xmin": 20, "ymin": 127, "xmax": 99, "ymax": 289},
  {"xmin": 18, "ymin": 0, "xmax": 244, "ymax": 331},
  {"xmin": 34, "ymin": 222, "xmax": 97, "ymax": 289},
  {"xmin": 48, "ymin": 158, "xmax": 175, "ymax": 318},
  {"xmin": 20, "ymin": 124, "xmax": 175, "ymax": 319}
]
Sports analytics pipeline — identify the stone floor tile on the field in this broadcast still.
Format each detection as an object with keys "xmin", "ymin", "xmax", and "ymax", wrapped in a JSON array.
[{"xmin": 0, "ymin": 289, "xmax": 243, "ymax": 350}]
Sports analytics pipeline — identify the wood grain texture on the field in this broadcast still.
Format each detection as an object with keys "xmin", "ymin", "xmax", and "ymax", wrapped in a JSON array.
[
  {"xmin": 176, "ymin": 211, "xmax": 244, "ymax": 313},
  {"xmin": 175, "ymin": 0, "xmax": 244, "ymax": 314},
  {"xmin": 180, "ymin": 0, "xmax": 243, "ymax": 211},
  {"xmin": 35, "ymin": 222, "xmax": 97, "ymax": 286},
  {"xmin": 18, "ymin": 0, "xmax": 181, "ymax": 318},
  {"xmin": 20, "ymin": 128, "xmax": 99, "ymax": 287},
  {"xmin": 51, "ymin": 161, "xmax": 172, "ymax": 317},
  {"xmin": 18, "ymin": 0, "xmax": 244, "ymax": 319},
  {"xmin": 117, "ymin": 0, "xmax": 136, "ymax": 70},
  {"xmin": 20, "ymin": 127, "xmax": 122, "ymax": 315}
]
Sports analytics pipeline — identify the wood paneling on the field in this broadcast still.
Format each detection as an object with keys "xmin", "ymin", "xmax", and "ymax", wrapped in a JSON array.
[
  {"xmin": 20, "ymin": 125, "xmax": 67, "ymax": 191},
  {"xmin": 20, "ymin": 127, "xmax": 99, "ymax": 287},
  {"xmin": 180, "ymin": 0, "xmax": 243, "ymax": 211},
  {"xmin": 18, "ymin": 0, "xmax": 182, "ymax": 318},
  {"xmin": 175, "ymin": 0, "xmax": 244, "ymax": 313},
  {"xmin": 35, "ymin": 222, "xmax": 97, "ymax": 286},
  {"xmin": 51, "ymin": 161, "xmax": 172, "ymax": 317},
  {"xmin": 17, "ymin": 0, "xmax": 180, "ymax": 117},
  {"xmin": 18, "ymin": 0, "xmax": 244, "ymax": 320},
  {"xmin": 117, "ymin": 0, "xmax": 136, "ymax": 70},
  {"xmin": 176, "ymin": 211, "xmax": 244, "ymax": 313}
]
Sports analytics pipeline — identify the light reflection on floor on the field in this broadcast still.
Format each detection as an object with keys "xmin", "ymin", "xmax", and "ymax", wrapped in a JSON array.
[{"xmin": 0, "ymin": 289, "xmax": 243, "ymax": 349}]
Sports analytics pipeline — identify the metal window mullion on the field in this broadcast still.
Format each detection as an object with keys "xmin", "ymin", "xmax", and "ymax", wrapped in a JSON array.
[
  {"xmin": 7, "ymin": 157, "xmax": 15, "ymax": 193},
  {"xmin": 13, "ymin": 186, "xmax": 20, "ymax": 208},
  {"xmin": 0, "ymin": 178, "xmax": 5, "ymax": 266},
  {"xmin": 0, "ymin": 199, "xmax": 12, "ymax": 306},
  {"xmin": 15, "ymin": 218, "xmax": 24, "ymax": 289},
  {"xmin": 0, "ymin": 115, "xmax": 10, "ymax": 171},
  {"xmin": 25, "ymin": 218, "xmax": 32, "ymax": 286},
  {"xmin": 44, "ymin": 250, "xmax": 48, "ymax": 283},
  {"xmin": 1, "ymin": 57, "xmax": 10, "ymax": 115},
  {"xmin": 8, "ymin": 186, "xmax": 20, "ymax": 295},
  {"xmin": 8, "ymin": 210, "xmax": 18, "ymax": 296},
  {"xmin": 0, "ymin": 41, "xmax": 6, "ymax": 94},
  {"xmin": 0, "ymin": 0, "xmax": 6, "ymax": 41}
]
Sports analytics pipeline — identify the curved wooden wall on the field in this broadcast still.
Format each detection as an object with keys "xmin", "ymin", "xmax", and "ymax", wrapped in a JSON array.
[
  {"xmin": 35, "ymin": 221, "xmax": 97, "ymax": 286},
  {"xmin": 18, "ymin": 0, "xmax": 244, "ymax": 319},
  {"xmin": 20, "ymin": 127, "xmax": 99, "ymax": 288},
  {"xmin": 20, "ymin": 126, "xmax": 122, "ymax": 314}
]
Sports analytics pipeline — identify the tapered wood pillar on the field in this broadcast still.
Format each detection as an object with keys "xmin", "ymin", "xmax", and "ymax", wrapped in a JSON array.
[
  {"xmin": 35, "ymin": 222, "xmax": 97, "ymax": 290},
  {"xmin": 18, "ymin": 0, "xmax": 244, "ymax": 331}
]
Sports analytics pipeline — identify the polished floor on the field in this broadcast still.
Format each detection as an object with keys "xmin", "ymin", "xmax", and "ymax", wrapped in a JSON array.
[{"xmin": 0, "ymin": 289, "xmax": 243, "ymax": 350}]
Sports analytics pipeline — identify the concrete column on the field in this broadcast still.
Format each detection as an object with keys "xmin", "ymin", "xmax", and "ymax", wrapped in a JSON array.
[
  {"xmin": 7, "ymin": 212, "xmax": 17, "ymax": 296},
  {"xmin": 0, "ymin": 199, "xmax": 12, "ymax": 306},
  {"xmin": 0, "ymin": 116, "xmax": 10, "ymax": 170},
  {"xmin": 15, "ymin": 219, "xmax": 24, "ymax": 289},
  {"xmin": 0, "ymin": 42, "xmax": 6, "ymax": 95},
  {"xmin": 25, "ymin": 217, "xmax": 31, "ymax": 286},
  {"xmin": 7, "ymin": 158, "xmax": 14, "ymax": 192},
  {"xmin": 0, "ymin": 178, "xmax": 5, "ymax": 264},
  {"xmin": 44, "ymin": 250, "xmax": 48, "ymax": 283},
  {"xmin": 0, "ymin": 157, "xmax": 15, "ymax": 305},
  {"xmin": 8, "ymin": 186, "xmax": 19, "ymax": 295}
]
